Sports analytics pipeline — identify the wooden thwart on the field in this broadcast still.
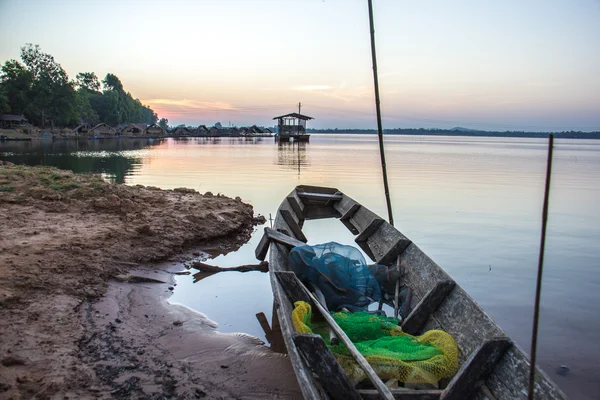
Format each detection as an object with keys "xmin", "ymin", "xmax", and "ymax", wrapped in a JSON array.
[
  {"xmin": 293, "ymin": 334, "xmax": 362, "ymax": 400},
  {"xmin": 255, "ymin": 227, "xmax": 306, "ymax": 261},
  {"xmin": 297, "ymin": 191, "xmax": 344, "ymax": 202},
  {"xmin": 440, "ymin": 338, "xmax": 512, "ymax": 400},
  {"xmin": 402, "ymin": 280, "xmax": 456, "ymax": 335}
]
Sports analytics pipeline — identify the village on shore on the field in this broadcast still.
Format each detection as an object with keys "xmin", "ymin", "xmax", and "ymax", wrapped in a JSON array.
[{"xmin": 0, "ymin": 114, "xmax": 274, "ymax": 140}]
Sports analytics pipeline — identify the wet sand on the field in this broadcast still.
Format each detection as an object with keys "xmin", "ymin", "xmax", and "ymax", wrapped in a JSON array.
[{"xmin": 0, "ymin": 162, "xmax": 301, "ymax": 398}]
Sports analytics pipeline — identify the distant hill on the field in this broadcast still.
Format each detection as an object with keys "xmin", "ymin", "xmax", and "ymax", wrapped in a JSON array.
[{"xmin": 450, "ymin": 127, "xmax": 478, "ymax": 132}]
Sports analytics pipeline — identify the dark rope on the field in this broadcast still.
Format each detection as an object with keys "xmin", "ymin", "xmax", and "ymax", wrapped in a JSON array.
[
  {"xmin": 528, "ymin": 134, "xmax": 554, "ymax": 400},
  {"xmin": 367, "ymin": 0, "xmax": 394, "ymax": 226}
]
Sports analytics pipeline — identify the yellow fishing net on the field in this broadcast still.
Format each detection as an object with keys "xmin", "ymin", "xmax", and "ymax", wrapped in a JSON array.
[{"xmin": 292, "ymin": 301, "xmax": 459, "ymax": 384}]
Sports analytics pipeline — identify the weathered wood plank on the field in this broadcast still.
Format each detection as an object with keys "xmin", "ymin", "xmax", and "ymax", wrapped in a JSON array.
[
  {"xmin": 296, "ymin": 184, "xmax": 339, "ymax": 195},
  {"xmin": 280, "ymin": 209, "xmax": 307, "ymax": 243},
  {"xmin": 356, "ymin": 239, "xmax": 377, "ymax": 262},
  {"xmin": 289, "ymin": 273, "xmax": 395, "ymax": 400},
  {"xmin": 265, "ymin": 227, "xmax": 306, "ymax": 249},
  {"xmin": 341, "ymin": 218, "xmax": 360, "ymax": 235},
  {"xmin": 336, "ymin": 197, "xmax": 361, "ymax": 234},
  {"xmin": 355, "ymin": 216, "xmax": 384, "ymax": 242},
  {"xmin": 349, "ymin": 204, "xmax": 382, "ymax": 233},
  {"xmin": 428, "ymin": 286, "xmax": 506, "ymax": 361},
  {"xmin": 441, "ymin": 338, "xmax": 512, "ymax": 400},
  {"xmin": 484, "ymin": 344, "xmax": 568, "ymax": 400},
  {"xmin": 359, "ymin": 389, "xmax": 442, "ymax": 400},
  {"xmin": 287, "ymin": 192, "xmax": 305, "ymax": 219},
  {"xmin": 275, "ymin": 271, "xmax": 316, "ymax": 310},
  {"xmin": 293, "ymin": 334, "xmax": 362, "ymax": 400},
  {"xmin": 399, "ymin": 243, "xmax": 454, "ymax": 299},
  {"xmin": 333, "ymin": 194, "xmax": 359, "ymax": 216},
  {"xmin": 269, "ymin": 233, "xmax": 326, "ymax": 398},
  {"xmin": 304, "ymin": 204, "xmax": 341, "ymax": 220},
  {"xmin": 366, "ymin": 221, "xmax": 412, "ymax": 265},
  {"xmin": 297, "ymin": 191, "xmax": 344, "ymax": 202},
  {"xmin": 402, "ymin": 280, "xmax": 456, "ymax": 335},
  {"xmin": 255, "ymin": 231, "xmax": 271, "ymax": 261}
]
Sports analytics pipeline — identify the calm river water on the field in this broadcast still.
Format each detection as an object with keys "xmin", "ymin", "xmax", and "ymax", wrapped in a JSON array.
[{"xmin": 1, "ymin": 134, "xmax": 598, "ymax": 399}]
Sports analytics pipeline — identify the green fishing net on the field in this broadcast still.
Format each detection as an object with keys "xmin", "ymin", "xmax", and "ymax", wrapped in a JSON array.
[{"xmin": 292, "ymin": 301, "xmax": 459, "ymax": 384}]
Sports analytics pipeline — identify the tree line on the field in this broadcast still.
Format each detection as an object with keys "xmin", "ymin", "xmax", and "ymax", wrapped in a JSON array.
[
  {"xmin": 0, "ymin": 44, "xmax": 158, "ymax": 128},
  {"xmin": 306, "ymin": 127, "xmax": 600, "ymax": 139}
]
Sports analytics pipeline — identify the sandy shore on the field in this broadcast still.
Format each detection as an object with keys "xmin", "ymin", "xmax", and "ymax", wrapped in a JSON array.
[{"xmin": 0, "ymin": 162, "xmax": 301, "ymax": 399}]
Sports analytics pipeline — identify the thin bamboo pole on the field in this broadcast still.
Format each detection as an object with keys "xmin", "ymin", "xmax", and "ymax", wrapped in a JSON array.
[
  {"xmin": 367, "ymin": 0, "xmax": 394, "ymax": 226},
  {"xmin": 528, "ymin": 134, "xmax": 554, "ymax": 400}
]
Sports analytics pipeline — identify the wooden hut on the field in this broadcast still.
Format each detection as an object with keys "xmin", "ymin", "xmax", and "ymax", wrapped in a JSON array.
[
  {"xmin": 171, "ymin": 126, "xmax": 193, "ymax": 136},
  {"xmin": 273, "ymin": 112, "xmax": 313, "ymax": 142},
  {"xmin": 208, "ymin": 126, "xmax": 220, "ymax": 136},
  {"xmin": 73, "ymin": 123, "xmax": 90, "ymax": 136},
  {"xmin": 0, "ymin": 114, "xmax": 28, "ymax": 128},
  {"xmin": 145, "ymin": 123, "xmax": 166, "ymax": 136},
  {"xmin": 194, "ymin": 125, "xmax": 209, "ymax": 136},
  {"xmin": 88, "ymin": 123, "xmax": 116, "ymax": 137},
  {"xmin": 120, "ymin": 123, "xmax": 147, "ymax": 136},
  {"xmin": 250, "ymin": 125, "xmax": 264, "ymax": 134}
]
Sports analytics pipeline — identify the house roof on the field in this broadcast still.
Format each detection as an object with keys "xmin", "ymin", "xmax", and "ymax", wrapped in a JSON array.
[
  {"xmin": 272, "ymin": 113, "xmax": 313, "ymax": 120},
  {"xmin": 1, "ymin": 114, "xmax": 28, "ymax": 121},
  {"xmin": 90, "ymin": 123, "xmax": 115, "ymax": 131}
]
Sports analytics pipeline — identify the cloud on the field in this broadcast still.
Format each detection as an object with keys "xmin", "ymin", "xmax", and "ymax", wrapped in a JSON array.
[
  {"xmin": 292, "ymin": 85, "xmax": 333, "ymax": 91},
  {"xmin": 143, "ymin": 99, "xmax": 238, "ymax": 114}
]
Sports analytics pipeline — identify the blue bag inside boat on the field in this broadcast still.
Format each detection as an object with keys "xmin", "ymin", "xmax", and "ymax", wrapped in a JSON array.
[{"xmin": 289, "ymin": 242, "xmax": 381, "ymax": 311}]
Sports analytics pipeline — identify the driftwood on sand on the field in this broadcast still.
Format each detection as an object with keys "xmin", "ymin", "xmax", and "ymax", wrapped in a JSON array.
[{"xmin": 188, "ymin": 261, "xmax": 269, "ymax": 282}]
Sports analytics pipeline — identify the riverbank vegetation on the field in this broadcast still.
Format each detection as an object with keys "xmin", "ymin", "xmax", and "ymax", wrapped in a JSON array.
[{"xmin": 0, "ymin": 44, "xmax": 157, "ymax": 128}]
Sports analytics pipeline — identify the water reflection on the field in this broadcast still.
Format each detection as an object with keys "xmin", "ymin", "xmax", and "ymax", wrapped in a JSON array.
[
  {"xmin": 0, "ymin": 138, "xmax": 163, "ymax": 183},
  {"xmin": 277, "ymin": 142, "xmax": 309, "ymax": 176}
]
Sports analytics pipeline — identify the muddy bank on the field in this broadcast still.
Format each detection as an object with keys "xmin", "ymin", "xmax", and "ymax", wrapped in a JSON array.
[{"xmin": 0, "ymin": 163, "xmax": 300, "ymax": 399}]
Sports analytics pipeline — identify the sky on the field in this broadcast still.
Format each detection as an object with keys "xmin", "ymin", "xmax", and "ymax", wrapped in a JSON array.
[{"xmin": 1, "ymin": 0, "xmax": 599, "ymax": 131}]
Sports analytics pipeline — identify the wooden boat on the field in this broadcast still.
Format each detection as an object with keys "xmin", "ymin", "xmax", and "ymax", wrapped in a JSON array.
[{"xmin": 255, "ymin": 185, "xmax": 568, "ymax": 400}]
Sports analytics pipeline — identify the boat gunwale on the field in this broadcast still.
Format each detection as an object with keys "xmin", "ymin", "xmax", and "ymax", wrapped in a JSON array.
[{"xmin": 266, "ymin": 185, "xmax": 568, "ymax": 400}]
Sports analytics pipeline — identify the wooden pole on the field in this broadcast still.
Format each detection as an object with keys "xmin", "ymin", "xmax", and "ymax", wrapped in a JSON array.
[
  {"xmin": 528, "ymin": 134, "xmax": 554, "ymax": 400},
  {"xmin": 368, "ymin": 0, "xmax": 394, "ymax": 226}
]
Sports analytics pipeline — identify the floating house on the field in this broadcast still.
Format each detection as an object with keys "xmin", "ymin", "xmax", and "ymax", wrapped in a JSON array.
[
  {"xmin": 273, "ymin": 113, "xmax": 313, "ymax": 142},
  {"xmin": 0, "ymin": 114, "xmax": 28, "ymax": 128},
  {"xmin": 145, "ymin": 123, "xmax": 166, "ymax": 136},
  {"xmin": 119, "ymin": 123, "xmax": 147, "ymax": 136},
  {"xmin": 73, "ymin": 123, "xmax": 90, "ymax": 136},
  {"xmin": 195, "ymin": 125, "xmax": 209, "ymax": 136},
  {"xmin": 171, "ymin": 126, "xmax": 193, "ymax": 136},
  {"xmin": 208, "ymin": 126, "xmax": 220, "ymax": 136},
  {"xmin": 88, "ymin": 123, "xmax": 116, "ymax": 137}
]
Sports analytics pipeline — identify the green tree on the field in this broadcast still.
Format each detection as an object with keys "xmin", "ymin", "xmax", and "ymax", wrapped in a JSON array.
[
  {"xmin": 75, "ymin": 72, "xmax": 100, "ymax": 92},
  {"xmin": 0, "ymin": 59, "xmax": 34, "ymax": 116},
  {"xmin": 158, "ymin": 118, "xmax": 169, "ymax": 130},
  {"xmin": 20, "ymin": 43, "xmax": 77, "ymax": 127},
  {"xmin": 102, "ymin": 73, "xmax": 123, "ymax": 92},
  {"xmin": 75, "ymin": 89, "xmax": 100, "ymax": 125}
]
